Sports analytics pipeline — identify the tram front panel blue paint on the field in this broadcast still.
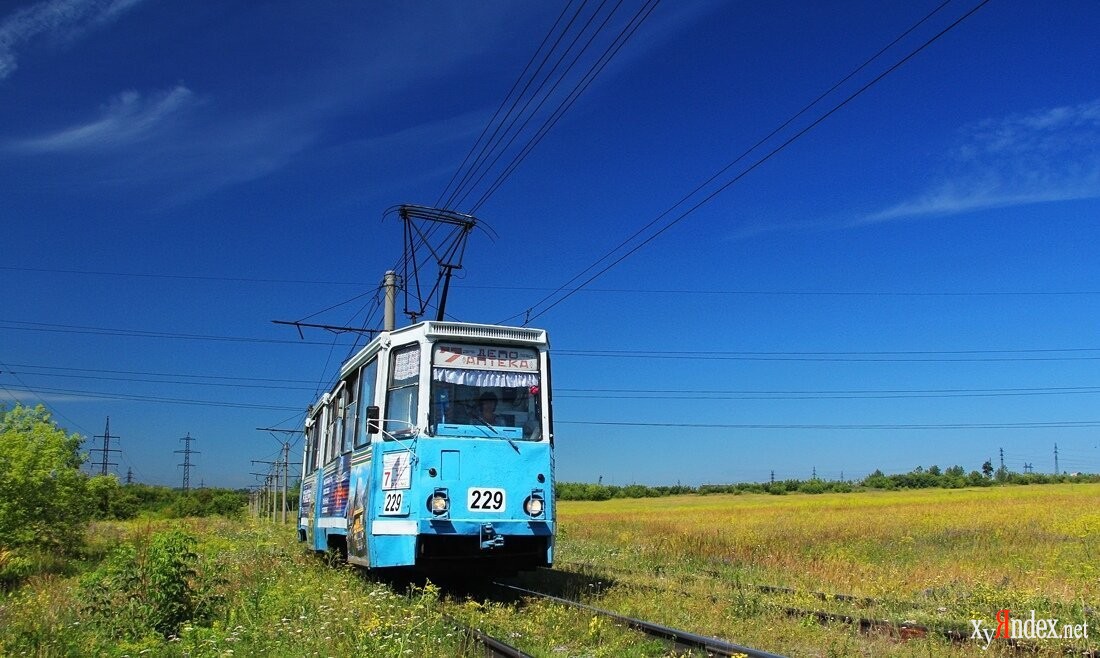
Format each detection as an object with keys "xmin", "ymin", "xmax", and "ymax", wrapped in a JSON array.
[{"xmin": 367, "ymin": 437, "xmax": 554, "ymax": 568}]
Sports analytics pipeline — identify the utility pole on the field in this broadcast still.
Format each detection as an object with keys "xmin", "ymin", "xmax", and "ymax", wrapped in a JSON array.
[
  {"xmin": 253, "ymin": 458, "xmax": 283, "ymax": 523},
  {"xmin": 770, "ymin": 470, "xmax": 775, "ymax": 484},
  {"xmin": 125, "ymin": 467, "xmax": 133, "ymax": 484},
  {"xmin": 250, "ymin": 473, "xmax": 271, "ymax": 520},
  {"xmin": 999, "ymin": 447, "xmax": 1005, "ymax": 472},
  {"xmin": 281, "ymin": 442, "xmax": 290, "ymax": 524},
  {"xmin": 1054, "ymin": 443, "xmax": 1059, "ymax": 475},
  {"xmin": 811, "ymin": 466, "xmax": 817, "ymax": 480},
  {"xmin": 256, "ymin": 427, "xmax": 303, "ymax": 524},
  {"xmin": 89, "ymin": 417, "xmax": 121, "ymax": 476},
  {"xmin": 384, "ymin": 270, "xmax": 397, "ymax": 331},
  {"xmin": 176, "ymin": 433, "xmax": 199, "ymax": 492}
]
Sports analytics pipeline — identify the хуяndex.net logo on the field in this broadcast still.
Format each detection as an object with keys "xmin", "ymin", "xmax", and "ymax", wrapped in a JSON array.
[{"xmin": 970, "ymin": 609, "xmax": 1089, "ymax": 650}]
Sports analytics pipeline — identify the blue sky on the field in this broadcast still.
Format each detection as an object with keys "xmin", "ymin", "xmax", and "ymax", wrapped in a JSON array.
[{"xmin": 2, "ymin": 0, "xmax": 1099, "ymax": 488}]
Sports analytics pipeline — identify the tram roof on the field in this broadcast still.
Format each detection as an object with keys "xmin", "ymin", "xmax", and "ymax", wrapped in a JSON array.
[{"xmin": 337, "ymin": 321, "xmax": 548, "ymax": 381}]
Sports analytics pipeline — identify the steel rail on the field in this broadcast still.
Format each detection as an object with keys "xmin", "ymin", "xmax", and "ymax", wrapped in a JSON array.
[
  {"xmin": 543, "ymin": 565, "xmax": 1099, "ymax": 656},
  {"xmin": 442, "ymin": 614, "xmax": 533, "ymax": 658},
  {"xmin": 555, "ymin": 560, "xmax": 880, "ymax": 606},
  {"xmin": 495, "ymin": 582, "xmax": 789, "ymax": 658},
  {"xmin": 551, "ymin": 564, "xmax": 963, "ymax": 642}
]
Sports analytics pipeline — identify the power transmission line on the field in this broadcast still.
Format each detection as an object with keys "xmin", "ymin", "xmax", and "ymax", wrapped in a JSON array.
[
  {"xmin": 435, "ymin": 0, "xmax": 582, "ymax": 209},
  {"xmin": 1, "ymin": 385, "xmax": 301, "ymax": 411},
  {"xmin": 17, "ymin": 324, "xmax": 1095, "ymax": 359},
  {"xmin": 0, "ymin": 265, "xmax": 365, "ymax": 286},
  {"xmin": 555, "ymin": 386, "xmax": 1100, "ymax": 401},
  {"xmin": 7, "ymin": 370, "xmax": 316, "ymax": 391},
  {"xmin": 557, "ymin": 420, "xmax": 1100, "ymax": 430},
  {"xmin": 459, "ymin": 0, "xmax": 655, "ymax": 211},
  {"xmin": 2, "ymin": 362, "xmax": 315, "ymax": 384},
  {"xmin": 468, "ymin": 0, "xmax": 661, "ymax": 213},
  {"xmin": 292, "ymin": 286, "xmax": 380, "ymax": 324},
  {"xmin": 511, "ymin": 0, "xmax": 992, "ymax": 325},
  {"xmin": 12, "ymin": 376, "xmax": 1100, "ymax": 412},
  {"xmin": 456, "ymin": 284, "xmax": 1100, "ymax": 297},
  {"xmin": 440, "ymin": 0, "xmax": 660, "ymax": 212},
  {"xmin": 442, "ymin": 0, "xmax": 607, "ymax": 209},
  {"xmin": 553, "ymin": 348, "xmax": 1100, "ymax": 362},
  {"xmin": 0, "ymin": 319, "xmax": 355, "ymax": 346},
  {"xmin": 8, "ymin": 264, "xmax": 1096, "ymax": 297},
  {"xmin": 0, "ymin": 359, "xmax": 95, "ymax": 436},
  {"xmin": 17, "ymin": 364, "xmax": 1100, "ymax": 395}
]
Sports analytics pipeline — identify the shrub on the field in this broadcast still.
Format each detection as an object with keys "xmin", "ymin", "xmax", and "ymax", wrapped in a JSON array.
[
  {"xmin": 0, "ymin": 404, "xmax": 89, "ymax": 584},
  {"xmin": 79, "ymin": 528, "xmax": 221, "ymax": 640}
]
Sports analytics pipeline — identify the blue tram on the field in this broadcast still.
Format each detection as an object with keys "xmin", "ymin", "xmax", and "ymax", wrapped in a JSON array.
[{"xmin": 298, "ymin": 320, "xmax": 554, "ymax": 574}]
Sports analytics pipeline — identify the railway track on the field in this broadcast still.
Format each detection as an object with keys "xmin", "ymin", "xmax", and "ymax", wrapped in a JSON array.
[
  {"xmin": 557, "ymin": 559, "xmax": 881, "ymax": 607},
  {"xmin": 434, "ymin": 569, "xmax": 1094, "ymax": 657},
  {"xmin": 443, "ymin": 614, "xmax": 533, "ymax": 658},
  {"xmin": 543, "ymin": 564, "xmax": 1099, "ymax": 657},
  {"xmin": 494, "ymin": 581, "xmax": 789, "ymax": 658},
  {"xmin": 550, "ymin": 563, "xmax": 968, "ymax": 643}
]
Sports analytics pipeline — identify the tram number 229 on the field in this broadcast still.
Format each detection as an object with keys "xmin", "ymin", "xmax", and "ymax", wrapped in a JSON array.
[
  {"xmin": 467, "ymin": 487, "xmax": 505, "ymax": 512},
  {"xmin": 380, "ymin": 491, "xmax": 403, "ymax": 515}
]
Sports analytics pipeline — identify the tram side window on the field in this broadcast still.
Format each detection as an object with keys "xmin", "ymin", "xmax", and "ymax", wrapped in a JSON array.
[
  {"xmin": 356, "ymin": 358, "xmax": 378, "ymax": 448},
  {"xmin": 307, "ymin": 420, "xmax": 320, "ymax": 471},
  {"xmin": 342, "ymin": 373, "xmax": 358, "ymax": 454},
  {"xmin": 326, "ymin": 399, "xmax": 339, "ymax": 463},
  {"xmin": 385, "ymin": 344, "xmax": 420, "ymax": 438}
]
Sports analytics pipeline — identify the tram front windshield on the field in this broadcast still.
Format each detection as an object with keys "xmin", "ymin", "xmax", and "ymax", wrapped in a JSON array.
[{"xmin": 429, "ymin": 345, "xmax": 542, "ymax": 441}]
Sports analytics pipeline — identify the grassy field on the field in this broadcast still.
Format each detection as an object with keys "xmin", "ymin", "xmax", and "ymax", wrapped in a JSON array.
[
  {"xmin": 2, "ymin": 484, "xmax": 1096, "ymax": 657},
  {"xmin": 534, "ymin": 483, "xmax": 1099, "ymax": 656},
  {"xmin": 0, "ymin": 519, "xmax": 473, "ymax": 657}
]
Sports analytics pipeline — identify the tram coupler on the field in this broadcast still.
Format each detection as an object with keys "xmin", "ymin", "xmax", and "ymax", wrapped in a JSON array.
[{"xmin": 479, "ymin": 523, "xmax": 504, "ymax": 550}]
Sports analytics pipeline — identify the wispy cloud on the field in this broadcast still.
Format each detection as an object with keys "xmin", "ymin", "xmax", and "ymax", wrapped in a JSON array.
[
  {"xmin": 4, "ymin": 3, "xmax": 683, "ymax": 203},
  {"xmin": 0, "ymin": 388, "xmax": 102, "ymax": 404},
  {"xmin": 12, "ymin": 85, "xmax": 194, "ymax": 152},
  {"xmin": 865, "ymin": 99, "xmax": 1100, "ymax": 222},
  {"xmin": 0, "ymin": 0, "xmax": 146, "ymax": 81},
  {"xmin": 4, "ymin": 83, "xmax": 314, "ymax": 201}
]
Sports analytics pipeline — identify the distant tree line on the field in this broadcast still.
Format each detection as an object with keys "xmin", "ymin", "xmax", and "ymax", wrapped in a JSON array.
[
  {"xmin": 556, "ymin": 464, "xmax": 1100, "ymax": 501},
  {"xmin": 87, "ymin": 477, "xmax": 248, "ymax": 521}
]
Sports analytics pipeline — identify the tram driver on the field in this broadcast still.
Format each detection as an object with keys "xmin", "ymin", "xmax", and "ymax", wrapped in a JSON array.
[{"xmin": 476, "ymin": 391, "xmax": 503, "ymax": 426}]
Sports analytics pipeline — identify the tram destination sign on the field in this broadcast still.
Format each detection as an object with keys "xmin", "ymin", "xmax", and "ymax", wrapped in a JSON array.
[{"xmin": 434, "ymin": 343, "xmax": 538, "ymax": 372}]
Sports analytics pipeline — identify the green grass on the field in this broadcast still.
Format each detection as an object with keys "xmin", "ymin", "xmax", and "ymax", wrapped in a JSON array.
[
  {"xmin": 0, "ymin": 518, "xmax": 470, "ymax": 657},
  {"xmin": 2, "ymin": 485, "xmax": 1096, "ymax": 657}
]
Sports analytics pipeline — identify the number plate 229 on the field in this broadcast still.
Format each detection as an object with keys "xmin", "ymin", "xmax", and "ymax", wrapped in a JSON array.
[
  {"xmin": 467, "ymin": 487, "xmax": 505, "ymax": 512},
  {"xmin": 380, "ymin": 491, "xmax": 404, "ymax": 515}
]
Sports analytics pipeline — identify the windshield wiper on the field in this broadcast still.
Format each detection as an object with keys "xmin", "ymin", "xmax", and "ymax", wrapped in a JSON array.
[{"xmin": 467, "ymin": 415, "xmax": 520, "ymax": 453}]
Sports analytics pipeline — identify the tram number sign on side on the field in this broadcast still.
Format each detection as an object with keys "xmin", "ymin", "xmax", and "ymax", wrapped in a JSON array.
[
  {"xmin": 381, "ymin": 491, "xmax": 404, "ymax": 515},
  {"xmin": 467, "ymin": 487, "xmax": 505, "ymax": 512}
]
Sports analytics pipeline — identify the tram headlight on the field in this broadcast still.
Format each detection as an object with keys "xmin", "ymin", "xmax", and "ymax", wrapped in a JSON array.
[
  {"xmin": 428, "ymin": 489, "xmax": 449, "ymax": 516},
  {"xmin": 523, "ymin": 491, "xmax": 545, "ymax": 517}
]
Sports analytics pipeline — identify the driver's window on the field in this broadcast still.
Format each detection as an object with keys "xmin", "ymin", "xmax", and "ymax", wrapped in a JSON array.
[{"xmin": 385, "ymin": 344, "xmax": 420, "ymax": 437}]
